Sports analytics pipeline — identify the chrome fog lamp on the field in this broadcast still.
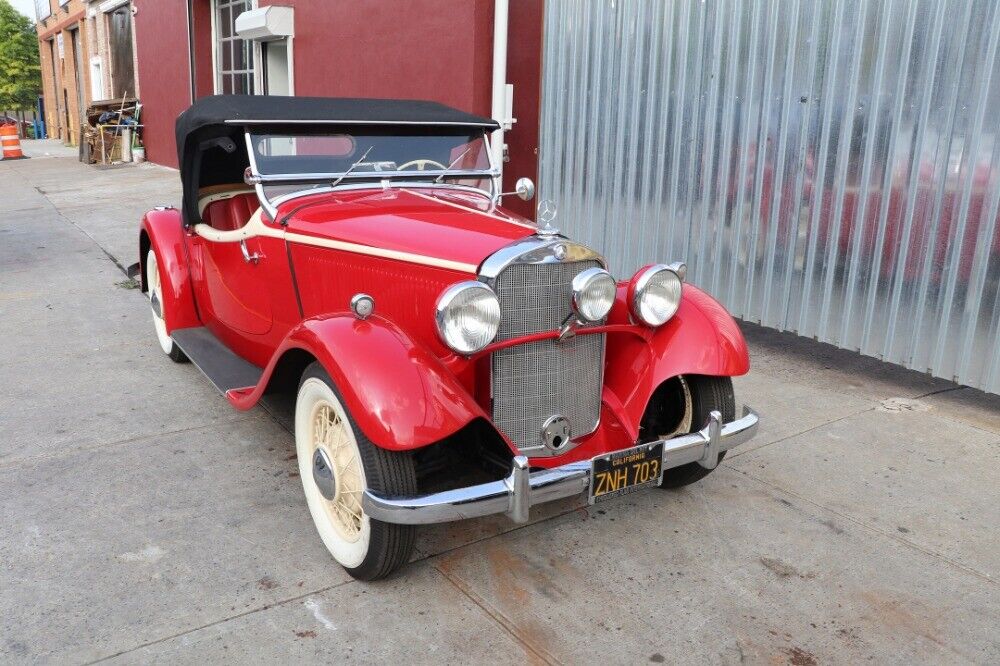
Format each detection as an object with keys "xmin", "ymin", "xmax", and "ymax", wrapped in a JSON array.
[
  {"xmin": 571, "ymin": 267, "xmax": 617, "ymax": 322},
  {"xmin": 630, "ymin": 264, "xmax": 683, "ymax": 326},
  {"xmin": 435, "ymin": 281, "xmax": 501, "ymax": 354}
]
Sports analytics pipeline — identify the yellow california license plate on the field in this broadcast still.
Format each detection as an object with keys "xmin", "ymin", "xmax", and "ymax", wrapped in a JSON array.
[{"xmin": 589, "ymin": 442, "xmax": 664, "ymax": 503}]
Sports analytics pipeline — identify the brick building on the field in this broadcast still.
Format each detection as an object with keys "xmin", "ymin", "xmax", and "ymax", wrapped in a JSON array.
[
  {"xmin": 34, "ymin": 0, "xmax": 139, "ymax": 145},
  {"xmin": 35, "ymin": 0, "xmax": 91, "ymax": 144}
]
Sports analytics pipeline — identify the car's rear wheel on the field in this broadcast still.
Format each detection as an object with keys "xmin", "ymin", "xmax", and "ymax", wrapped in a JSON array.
[
  {"xmin": 641, "ymin": 375, "xmax": 735, "ymax": 489},
  {"xmin": 295, "ymin": 362, "xmax": 416, "ymax": 580},
  {"xmin": 145, "ymin": 249, "xmax": 186, "ymax": 362}
]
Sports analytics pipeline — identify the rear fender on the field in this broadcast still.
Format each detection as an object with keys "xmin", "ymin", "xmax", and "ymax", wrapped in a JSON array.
[
  {"xmin": 139, "ymin": 208, "xmax": 199, "ymax": 333},
  {"xmin": 228, "ymin": 314, "xmax": 501, "ymax": 452},
  {"xmin": 604, "ymin": 284, "xmax": 750, "ymax": 434}
]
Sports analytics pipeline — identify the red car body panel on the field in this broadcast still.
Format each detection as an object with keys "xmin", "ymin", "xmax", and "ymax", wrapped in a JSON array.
[
  {"xmin": 528, "ymin": 284, "xmax": 751, "ymax": 468},
  {"xmin": 186, "ymin": 233, "xmax": 300, "ymax": 368},
  {"xmin": 227, "ymin": 314, "xmax": 494, "ymax": 452},
  {"xmin": 282, "ymin": 188, "xmax": 534, "ymax": 270},
  {"xmin": 141, "ymin": 186, "xmax": 751, "ymax": 463},
  {"xmin": 139, "ymin": 209, "xmax": 200, "ymax": 332}
]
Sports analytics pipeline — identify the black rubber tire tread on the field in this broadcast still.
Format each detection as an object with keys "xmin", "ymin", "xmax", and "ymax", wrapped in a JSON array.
[
  {"xmin": 300, "ymin": 362, "xmax": 417, "ymax": 581},
  {"xmin": 657, "ymin": 375, "xmax": 736, "ymax": 489},
  {"xmin": 167, "ymin": 342, "xmax": 188, "ymax": 363}
]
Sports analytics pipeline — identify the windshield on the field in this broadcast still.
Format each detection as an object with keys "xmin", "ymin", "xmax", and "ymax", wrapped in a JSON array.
[{"xmin": 248, "ymin": 127, "xmax": 493, "ymax": 190}]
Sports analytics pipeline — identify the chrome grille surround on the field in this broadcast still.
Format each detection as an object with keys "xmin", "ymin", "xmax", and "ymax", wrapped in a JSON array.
[{"xmin": 481, "ymin": 237, "xmax": 607, "ymax": 456}]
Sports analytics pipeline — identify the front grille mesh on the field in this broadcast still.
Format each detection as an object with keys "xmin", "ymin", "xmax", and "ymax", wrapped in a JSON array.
[{"xmin": 491, "ymin": 260, "xmax": 605, "ymax": 454}]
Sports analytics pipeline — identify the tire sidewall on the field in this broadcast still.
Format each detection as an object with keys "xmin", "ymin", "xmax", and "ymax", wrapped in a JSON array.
[
  {"xmin": 145, "ymin": 248, "xmax": 175, "ymax": 356},
  {"xmin": 657, "ymin": 375, "xmax": 735, "ymax": 489},
  {"xmin": 295, "ymin": 373, "xmax": 372, "ymax": 570}
]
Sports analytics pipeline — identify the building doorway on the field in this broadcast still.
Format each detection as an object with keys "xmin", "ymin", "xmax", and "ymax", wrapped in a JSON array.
[
  {"xmin": 261, "ymin": 39, "xmax": 291, "ymax": 96},
  {"xmin": 47, "ymin": 38, "xmax": 63, "ymax": 139},
  {"xmin": 109, "ymin": 6, "xmax": 136, "ymax": 98},
  {"xmin": 68, "ymin": 27, "xmax": 84, "ymax": 144}
]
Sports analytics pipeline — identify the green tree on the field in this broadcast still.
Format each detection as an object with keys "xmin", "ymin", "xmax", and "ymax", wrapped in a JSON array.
[{"xmin": 0, "ymin": 0, "xmax": 41, "ymax": 111}]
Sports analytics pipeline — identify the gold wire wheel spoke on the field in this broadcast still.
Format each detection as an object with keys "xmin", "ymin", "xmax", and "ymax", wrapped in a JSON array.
[
  {"xmin": 332, "ymin": 504, "xmax": 353, "ymax": 534},
  {"xmin": 313, "ymin": 408, "xmax": 328, "ymax": 444},
  {"xmin": 335, "ymin": 450, "xmax": 359, "ymax": 475},
  {"xmin": 330, "ymin": 417, "xmax": 351, "ymax": 453},
  {"xmin": 338, "ymin": 475, "xmax": 361, "ymax": 491},
  {"xmin": 334, "ymin": 501, "xmax": 361, "ymax": 535},
  {"xmin": 310, "ymin": 398, "xmax": 367, "ymax": 540}
]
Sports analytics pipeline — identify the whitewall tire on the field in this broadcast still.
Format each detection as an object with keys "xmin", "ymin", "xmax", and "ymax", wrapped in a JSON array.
[
  {"xmin": 295, "ymin": 362, "xmax": 416, "ymax": 580},
  {"xmin": 145, "ymin": 249, "xmax": 186, "ymax": 362}
]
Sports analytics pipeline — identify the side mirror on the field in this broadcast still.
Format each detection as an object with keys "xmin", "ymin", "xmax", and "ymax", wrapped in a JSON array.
[{"xmin": 498, "ymin": 177, "xmax": 536, "ymax": 201}]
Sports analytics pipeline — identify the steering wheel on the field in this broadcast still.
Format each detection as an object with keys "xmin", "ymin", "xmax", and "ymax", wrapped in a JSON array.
[{"xmin": 398, "ymin": 159, "xmax": 448, "ymax": 172}]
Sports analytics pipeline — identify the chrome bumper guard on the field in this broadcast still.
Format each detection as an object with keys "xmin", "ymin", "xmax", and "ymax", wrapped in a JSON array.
[{"xmin": 362, "ymin": 406, "xmax": 759, "ymax": 525}]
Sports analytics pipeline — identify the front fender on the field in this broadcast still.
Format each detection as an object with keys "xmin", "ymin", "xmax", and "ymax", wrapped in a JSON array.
[
  {"xmin": 140, "ymin": 208, "xmax": 199, "ymax": 333},
  {"xmin": 604, "ymin": 284, "xmax": 750, "ymax": 435},
  {"xmin": 227, "ymin": 314, "xmax": 494, "ymax": 452}
]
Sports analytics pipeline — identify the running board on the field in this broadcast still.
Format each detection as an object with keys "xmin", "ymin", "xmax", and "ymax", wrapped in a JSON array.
[{"xmin": 171, "ymin": 327, "xmax": 263, "ymax": 394}]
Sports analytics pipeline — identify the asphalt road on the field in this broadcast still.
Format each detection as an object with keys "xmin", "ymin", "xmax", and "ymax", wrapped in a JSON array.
[{"xmin": 1, "ymin": 141, "xmax": 998, "ymax": 664}]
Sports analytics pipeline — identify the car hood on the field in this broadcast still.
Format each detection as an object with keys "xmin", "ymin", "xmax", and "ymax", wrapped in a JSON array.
[{"xmin": 278, "ymin": 188, "xmax": 537, "ymax": 272}]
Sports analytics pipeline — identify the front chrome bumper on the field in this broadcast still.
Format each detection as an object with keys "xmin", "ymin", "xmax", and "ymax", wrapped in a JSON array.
[{"xmin": 362, "ymin": 406, "xmax": 759, "ymax": 525}]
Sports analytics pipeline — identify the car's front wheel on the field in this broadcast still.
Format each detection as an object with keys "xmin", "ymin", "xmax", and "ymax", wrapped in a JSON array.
[
  {"xmin": 295, "ymin": 362, "xmax": 417, "ymax": 580},
  {"xmin": 641, "ymin": 375, "xmax": 736, "ymax": 489}
]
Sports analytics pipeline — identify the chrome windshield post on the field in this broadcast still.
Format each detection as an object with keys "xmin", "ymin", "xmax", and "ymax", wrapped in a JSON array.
[
  {"xmin": 244, "ymin": 132, "xmax": 279, "ymax": 220},
  {"xmin": 485, "ymin": 134, "xmax": 502, "ymax": 204}
]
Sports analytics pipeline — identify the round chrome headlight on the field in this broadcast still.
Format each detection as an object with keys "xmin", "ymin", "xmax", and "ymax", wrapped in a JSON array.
[
  {"xmin": 572, "ymin": 267, "xmax": 617, "ymax": 322},
  {"xmin": 435, "ymin": 281, "xmax": 501, "ymax": 354},
  {"xmin": 630, "ymin": 265, "xmax": 683, "ymax": 326}
]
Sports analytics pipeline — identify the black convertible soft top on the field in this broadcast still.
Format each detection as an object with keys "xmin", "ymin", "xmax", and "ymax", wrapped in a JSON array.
[{"xmin": 175, "ymin": 95, "xmax": 498, "ymax": 224}]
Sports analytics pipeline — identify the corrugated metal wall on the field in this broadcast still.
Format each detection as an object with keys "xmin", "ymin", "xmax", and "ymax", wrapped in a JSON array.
[{"xmin": 538, "ymin": 0, "xmax": 1000, "ymax": 394}]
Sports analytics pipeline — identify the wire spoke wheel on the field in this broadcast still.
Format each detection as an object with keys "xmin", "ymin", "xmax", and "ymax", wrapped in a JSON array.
[
  {"xmin": 295, "ymin": 363, "xmax": 416, "ymax": 580},
  {"xmin": 312, "ymin": 402, "xmax": 365, "ymax": 540}
]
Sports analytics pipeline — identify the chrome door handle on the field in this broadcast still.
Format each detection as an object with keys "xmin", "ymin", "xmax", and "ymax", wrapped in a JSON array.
[{"xmin": 240, "ymin": 240, "xmax": 262, "ymax": 264}]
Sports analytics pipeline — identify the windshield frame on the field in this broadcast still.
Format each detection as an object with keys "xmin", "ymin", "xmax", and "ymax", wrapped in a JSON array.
[{"xmin": 243, "ymin": 129, "xmax": 500, "ymax": 218}]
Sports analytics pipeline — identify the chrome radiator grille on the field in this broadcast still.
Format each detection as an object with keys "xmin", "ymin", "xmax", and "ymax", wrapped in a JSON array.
[{"xmin": 491, "ymin": 259, "xmax": 605, "ymax": 455}]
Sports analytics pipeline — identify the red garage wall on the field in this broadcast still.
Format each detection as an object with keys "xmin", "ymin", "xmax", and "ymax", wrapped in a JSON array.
[
  {"xmin": 132, "ymin": 0, "xmax": 191, "ymax": 168},
  {"xmin": 502, "ymin": 0, "xmax": 543, "ymax": 219},
  {"xmin": 260, "ymin": 0, "xmax": 495, "ymax": 117},
  {"xmin": 132, "ymin": 0, "xmax": 542, "ymax": 195}
]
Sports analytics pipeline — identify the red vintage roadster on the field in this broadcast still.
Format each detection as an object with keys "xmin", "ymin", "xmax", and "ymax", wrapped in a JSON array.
[{"xmin": 132, "ymin": 96, "xmax": 758, "ymax": 580}]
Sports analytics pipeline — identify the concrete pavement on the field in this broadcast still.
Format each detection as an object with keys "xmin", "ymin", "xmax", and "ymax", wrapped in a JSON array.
[{"xmin": 1, "ymin": 142, "xmax": 998, "ymax": 664}]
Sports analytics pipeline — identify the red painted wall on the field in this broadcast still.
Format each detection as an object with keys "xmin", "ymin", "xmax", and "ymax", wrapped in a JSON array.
[
  {"xmin": 503, "ymin": 0, "xmax": 544, "ymax": 219},
  {"xmin": 192, "ymin": 2, "xmax": 214, "ymax": 98},
  {"xmin": 132, "ymin": 0, "xmax": 190, "ymax": 167},
  {"xmin": 259, "ymin": 0, "xmax": 494, "ymax": 115},
  {"xmin": 132, "ymin": 0, "xmax": 542, "ymax": 193}
]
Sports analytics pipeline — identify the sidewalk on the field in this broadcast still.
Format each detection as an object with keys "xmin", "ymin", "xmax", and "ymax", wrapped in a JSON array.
[{"xmin": 1, "ymin": 153, "xmax": 997, "ymax": 664}]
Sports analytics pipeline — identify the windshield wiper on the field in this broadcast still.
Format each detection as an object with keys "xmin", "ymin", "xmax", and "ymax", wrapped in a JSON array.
[
  {"xmin": 331, "ymin": 145, "xmax": 374, "ymax": 188},
  {"xmin": 434, "ymin": 146, "xmax": 474, "ymax": 184}
]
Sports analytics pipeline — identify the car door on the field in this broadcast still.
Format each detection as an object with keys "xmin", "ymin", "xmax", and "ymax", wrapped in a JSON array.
[
  {"xmin": 187, "ymin": 192, "xmax": 276, "ymax": 337},
  {"xmin": 195, "ymin": 235, "xmax": 274, "ymax": 336}
]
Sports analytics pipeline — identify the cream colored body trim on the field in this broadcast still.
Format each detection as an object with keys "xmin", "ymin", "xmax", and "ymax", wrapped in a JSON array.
[
  {"xmin": 193, "ymin": 208, "xmax": 281, "ymax": 243},
  {"xmin": 401, "ymin": 188, "xmax": 537, "ymax": 230},
  {"xmin": 283, "ymin": 233, "xmax": 478, "ymax": 273},
  {"xmin": 193, "ymin": 208, "xmax": 478, "ymax": 273}
]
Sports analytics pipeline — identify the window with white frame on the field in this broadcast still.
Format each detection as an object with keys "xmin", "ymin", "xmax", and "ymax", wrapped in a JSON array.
[
  {"xmin": 214, "ymin": 0, "xmax": 255, "ymax": 94},
  {"xmin": 34, "ymin": 0, "xmax": 51, "ymax": 20}
]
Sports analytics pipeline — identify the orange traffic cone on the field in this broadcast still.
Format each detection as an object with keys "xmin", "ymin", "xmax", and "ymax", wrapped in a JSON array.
[{"xmin": 1, "ymin": 123, "xmax": 26, "ymax": 160}]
